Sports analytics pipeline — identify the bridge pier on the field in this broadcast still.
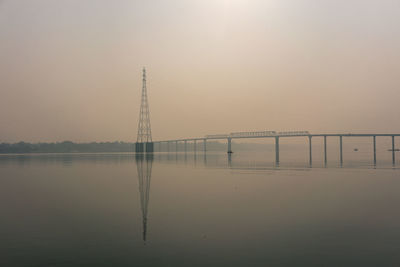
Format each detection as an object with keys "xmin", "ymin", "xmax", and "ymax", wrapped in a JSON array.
[
  {"xmin": 308, "ymin": 136, "xmax": 312, "ymax": 166},
  {"xmin": 227, "ymin": 137, "xmax": 232, "ymax": 153},
  {"xmin": 155, "ymin": 133, "xmax": 400, "ymax": 165},
  {"xmin": 339, "ymin": 136, "xmax": 343, "ymax": 166},
  {"xmin": 373, "ymin": 136, "xmax": 376, "ymax": 165},
  {"xmin": 392, "ymin": 136, "xmax": 395, "ymax": 165},
  {"xmin": 324, "ymin": 135, "xmax": 327, "ymax": 165},
  {"xmin": 275, "ymin": 136, "xmax": 280, "ymax": 165}
]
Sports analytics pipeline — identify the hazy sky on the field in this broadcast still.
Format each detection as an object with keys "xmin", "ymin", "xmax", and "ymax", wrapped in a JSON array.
[{"xmin": 1, "ymin": 0, "xmax": 399, "ymax": 142}]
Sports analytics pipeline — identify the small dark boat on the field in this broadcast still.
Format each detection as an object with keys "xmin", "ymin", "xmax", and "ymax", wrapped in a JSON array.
[
  {"xmin": 354, "ymin": 148, "xmax": 358, "ymax": 152},
  {"xmin": 388, "ymin": 148, "xmax": 400, "ymax": 152}
]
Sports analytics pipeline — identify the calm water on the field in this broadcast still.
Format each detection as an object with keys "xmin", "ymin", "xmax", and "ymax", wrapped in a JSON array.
[{"xmin": 1, "ymin": 148, "xmax": 400, "ymax": 267}]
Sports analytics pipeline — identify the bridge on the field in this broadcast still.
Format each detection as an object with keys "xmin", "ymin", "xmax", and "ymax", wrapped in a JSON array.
[
  {"xmin": 152, "ymin": 131, "xmax": 400, "ymax": 166},
  {"xmin": 134, "ymin": 68, "xmax": 399, "ymax": 166}
]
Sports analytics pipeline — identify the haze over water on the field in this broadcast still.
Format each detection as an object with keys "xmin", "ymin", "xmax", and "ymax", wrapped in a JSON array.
[
  {"xmin": 1, "ymin": 0, "xmax": 400, "ymax": 142},
  {"xmin": 1, "ymin": 1, "xmax": 400, "ymax": 266}
]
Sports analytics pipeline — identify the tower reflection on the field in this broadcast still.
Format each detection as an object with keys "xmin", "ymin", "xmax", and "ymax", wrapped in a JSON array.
[{"xmin": 135, "ymin": 153, "xmax": 153, "ymax": 243}]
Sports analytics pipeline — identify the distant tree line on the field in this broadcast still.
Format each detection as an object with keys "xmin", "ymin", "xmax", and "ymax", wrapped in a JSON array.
[
  {"xmin": 0, "ymin": 141, "xmax": 227, "ymax": 153},
  {"xmin": 0, "ymin": 141, "xmax": 134, "ymax": 153},
  {"xmin": 0, "ymin": 140, "xmax": 302, "ymax": 153}
]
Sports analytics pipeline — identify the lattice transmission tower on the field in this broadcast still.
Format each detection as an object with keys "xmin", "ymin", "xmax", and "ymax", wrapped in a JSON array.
[{"xmin": 136, "ymin": 67, "xmax": 153, "ymax": 153}]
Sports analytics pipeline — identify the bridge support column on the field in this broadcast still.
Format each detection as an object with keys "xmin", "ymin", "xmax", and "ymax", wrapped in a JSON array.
[
  {"xmin": 227, "ymin": 138, "xmax": 232, "ymax": 153},
  {"xmin": 194, "ymin": 140, "xmax": 197, "ymax": 153},
  {"xmin": 194, "ymin": 145, "xmax": 197, "ymax": 163},
  {"xmin": 275, "ymin": 136, "xmax": 280, "ymax": 165},
  {"xmin": 203, "ymin": 139, "xmax": 207, "ymax": 153},
  {"xmin": 167, "ymin": 141, "xmax": 170, "ymax": 153},
  {"xmin": 175, "ymin": 141, "xmax": 178, "ymax": 152},
  {"xmin": 308, "ymin": 136, "xmax": 312, "ymax": 166},
  {"xmin": 392, "ymin": 136, "xmax": 395, "ymax": 165},
  {"xmin": 339, "ymin": 136, "xmax": 343, "ymax": 166},
  {"xmin": 184, "ymin": 140, "xmax": 187, "ymax": 153},
  {"xmin": 324, "ymin": 136, "xmax": 327, "ymax": 165},
  {"xmin": 373, "ymin": 136, "xmax": 376, "ymax": 165}
]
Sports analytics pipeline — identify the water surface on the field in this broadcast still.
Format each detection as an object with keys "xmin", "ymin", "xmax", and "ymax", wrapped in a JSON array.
[{"xmin": 1, "ymin": 151, "xmax": 400, "ymax": 266}]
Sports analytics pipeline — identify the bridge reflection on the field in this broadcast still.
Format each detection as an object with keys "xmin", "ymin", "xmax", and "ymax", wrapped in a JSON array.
[{"xmin": 152, "ymin": 150, "xmax": 398, "ymax": 170}]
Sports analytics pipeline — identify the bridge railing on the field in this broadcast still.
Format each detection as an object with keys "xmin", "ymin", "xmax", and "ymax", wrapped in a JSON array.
[
  {"xmin": 277, "ymin": 131, "xmax": 310, "ymax": 136},
  {"xmin": 205, "ymin": 134, "xmax": 229, "ymax": 139},
  {"xmin": 229, "ymin": 131, "xmax": 276, "ymax": 137}
]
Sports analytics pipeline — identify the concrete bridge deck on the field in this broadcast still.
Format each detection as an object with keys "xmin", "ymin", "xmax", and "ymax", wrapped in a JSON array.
[{"xmin": 149, "ymin": 132, "xmax": 400, "ymax": 166}]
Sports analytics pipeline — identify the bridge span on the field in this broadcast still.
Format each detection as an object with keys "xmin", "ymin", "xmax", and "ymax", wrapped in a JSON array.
[{"xmin": 152, "ymin": 131, "xmax": 400, "ymax": 166}]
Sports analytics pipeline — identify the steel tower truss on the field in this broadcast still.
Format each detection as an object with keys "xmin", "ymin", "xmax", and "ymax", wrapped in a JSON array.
[{"xmin": 137, "ymin": 68, "xmax": 152, "ymax": 144}]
